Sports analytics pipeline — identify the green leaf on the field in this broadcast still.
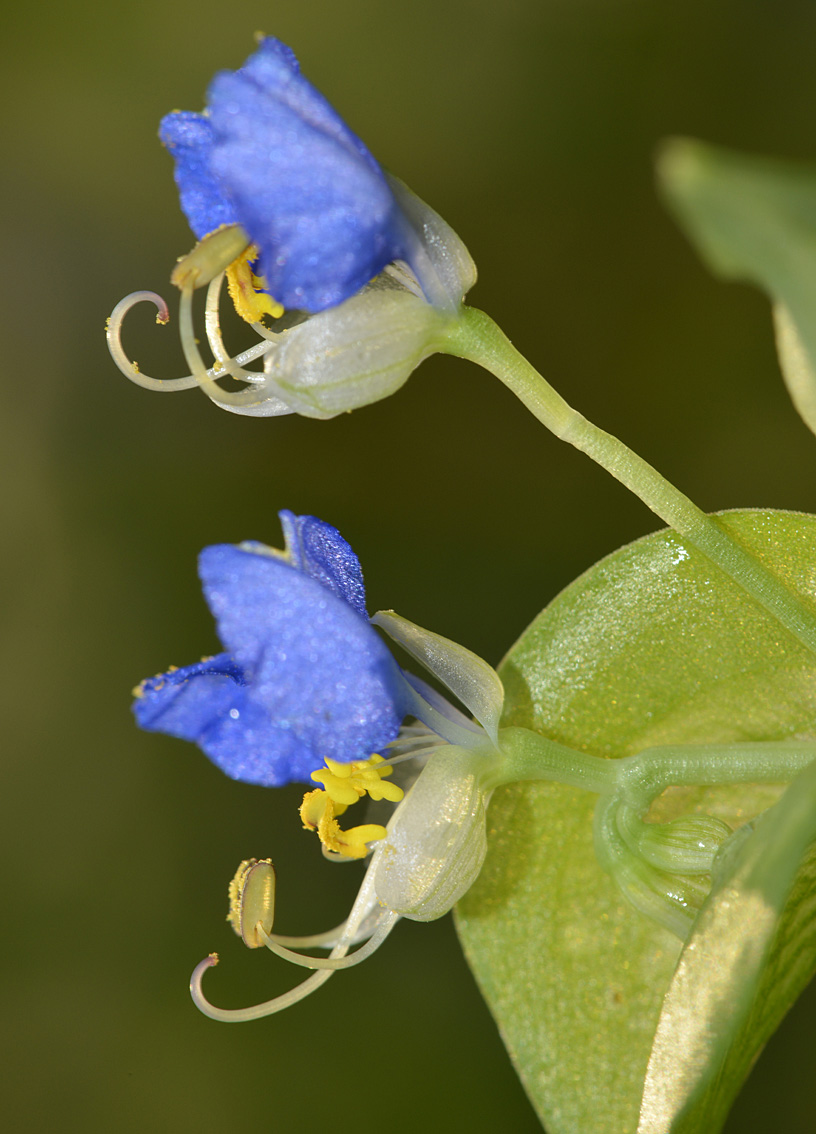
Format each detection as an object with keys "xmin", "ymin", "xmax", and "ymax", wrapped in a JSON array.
[
  {"xmin": 455, "ymin": 510, "xmax": 816, "ymax": 1134},
  {"xmin": 657, "ymin": 138, "xmax": 816, "ymax": 435},
  {"xmin": 638, "ymin": 758, "xmax": 816, "ymax": 1133}
]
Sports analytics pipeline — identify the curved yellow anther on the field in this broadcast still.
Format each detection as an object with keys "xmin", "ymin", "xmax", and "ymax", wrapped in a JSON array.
[
  {"xmin": 311, "ymin": 754, "xmax": 404, "ymax": 806},
  {"xmin": 225, "ymin": 247, "xmax": 284, "ymax": 324},
  {"xmin": 299, "ymin": 789, "xmax": 387, "ymax": 860}
]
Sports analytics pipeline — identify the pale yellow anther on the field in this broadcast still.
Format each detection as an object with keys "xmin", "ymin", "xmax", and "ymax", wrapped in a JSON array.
[
  {"xmin": 225, "ymin": 246, "xmax": 284, "ymax": 324},
  {"xmin": 171, "ymin": 223, "xmax": 252, "ymax": 291},
  {"xmin": 311, "ymin": 753, "xmax": 404, "ymax": 806},
  {"xmin": 227, "ymin": 859, "xmax": 276, "ymax": 948}
]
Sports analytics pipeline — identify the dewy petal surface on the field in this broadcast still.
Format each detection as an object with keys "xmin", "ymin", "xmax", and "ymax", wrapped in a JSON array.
[
  {"xmin": 198, "ymin": 544, "xmax": 404, "ymax": 770},
  {"xmin": 134, "ymin": 654, "xmax": 319, "ymax": 786},
  {"xmin": 278, "ymin": 510, "xmax": 367, "ymax": 617},
  {"xmin": 135, "ymin": 653, "xmax": 246, "ymax": 738},
  {"xmin": 162, "ymin": 36, "xmax": 406, "ymax": 313},
  {"xmin": 133, "ymin": 514, "xmax": 407, "ymax": 785},
  {"xmin": 158, "ymin": 112, "xmax": 238, "ymax": 239}
]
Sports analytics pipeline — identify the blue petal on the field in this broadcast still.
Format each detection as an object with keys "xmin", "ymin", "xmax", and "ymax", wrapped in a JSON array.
[
  {"xmin": 279, "ymin": 510, "xmax": 367, "ymax": 617},
  {"xmin": 132, "ymin": 653, "xmax": 329, "ymax": 786},
  {"xmin": 204, "ymin": 37, "xmax": 405, "ymax": 312},
  {"xmin": 133, "ymin": 653, "xmax": 246, "ymax": 738},
  {"xmin": 195, "ymin": 696, "xmax": 332, "ymax": 786},
  {"xmin": 198, "ymin": 543, "xmax": 403, "ymax": 767},
  {"xmin": 158, "ymin": 112, "xmax": 239, "ymax": 239}
]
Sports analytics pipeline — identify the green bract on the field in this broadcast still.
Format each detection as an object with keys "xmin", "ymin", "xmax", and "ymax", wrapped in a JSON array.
[{"xmin": 456, "ymin": 510, "xmax": 816, "ymax": 1134}]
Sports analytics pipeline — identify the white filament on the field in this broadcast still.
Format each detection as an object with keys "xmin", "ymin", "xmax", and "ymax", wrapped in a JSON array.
[
  {"xmin": 107, "ymin": 289, "xmax": 277, "ymax": 394},
  {"xmin": 178, "ymin": 284, "xmax": 276, "ymax": 409},
  {"xmin": 190, "ymin": 852, "xmax": 400, "ymax": 1022},
  {"xmin": 204, "ymin": 274, "xmax": 269, "ymax": 385},
  {"xmin": 257, "ymin": 911, "xmax": 399, "ymax": 971}
]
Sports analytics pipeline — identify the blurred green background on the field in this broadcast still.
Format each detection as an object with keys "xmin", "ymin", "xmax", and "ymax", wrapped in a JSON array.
[{"xmin": 4, "ymin": 1, "xmax": 816, "ymax": 1130}]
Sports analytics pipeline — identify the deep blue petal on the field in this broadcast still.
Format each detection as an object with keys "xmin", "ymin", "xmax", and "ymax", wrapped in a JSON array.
[
  {"xmin": 133, "ymin": 516, "xmax": 407, "ymax": 785},
  {"xmin": 225, "ymin": 38, "xmax": 377, "ymax": 172},
  {"xmin": 198, "ymin": 543, "xmax": 403, "ymax": 765},
  {"xmin": 279, "ymin": 510, "xmax": 367, "ymax": 617},
  {"xmin": 197, "ymin": 696, "xmax": 334, "ymax": 787},
  {"xmin": 204, "ymin": 37, "xmax": 405, "ymax": 311},
  {"xmin": 133, "ymin": 653, "xmax": 247, "ymax": 738},
  {"xmin": 158, "ymin": 112, "xmax": 239, "ymax": 239},
  {"xmin": 133, "ymin": 654, "xmax": 325, "ymax": 786},
  {"xmin": 159, "ymin": 38, "xmax": 408, "ymax": 311}
]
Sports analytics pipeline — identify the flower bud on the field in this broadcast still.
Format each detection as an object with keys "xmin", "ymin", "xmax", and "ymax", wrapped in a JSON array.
[
  {"xmin": 373, "ymin": 747, "xmax": 492, "ymax": 922},
  {"xmin": 222, "ymin": 262, "xmax": 454, "ymax": 419}
]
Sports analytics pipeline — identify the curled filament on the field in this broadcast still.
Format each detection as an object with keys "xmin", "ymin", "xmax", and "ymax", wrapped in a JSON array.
[{"xmin": 106, "ymin": 284, "xmax": 285, "ymax": 407}]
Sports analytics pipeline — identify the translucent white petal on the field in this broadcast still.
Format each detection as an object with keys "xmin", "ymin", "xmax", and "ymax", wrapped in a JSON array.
[
  {"xmin": 260, "ymin": 273, "xmax": 448, "ymax": 419},
  {"xmin": 372, "ymin": 610, "xmax": 504, "ymax": 744},
  {"xmin": 372, "ymin": 746, "xmax": 490, "ymax": 921},
  {"xmin": 386, "ymin": 173, "xmax": 478, "ymax": 310}
]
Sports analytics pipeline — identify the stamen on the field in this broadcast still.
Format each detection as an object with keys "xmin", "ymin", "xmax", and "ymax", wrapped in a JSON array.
[
  {"xmin": 256, "ymin": 911, "xmax": 399, "ymax": 970},
  {"xmin": 268, "ymin": 905, "xmax": 385, "ymax": 950},
  {"xmin": 227, "ymin": 861, "xmax": 363, "ymax": 949},
  {"xmin": 106, "ymin": 291, "xmax": 199, "ymax": 391},
  {"xmin": 384, "ymin": 722, "xmax": 445, "ymax": 759},
  {"xmin": 299, "ymin": 754, "xmax": 408, "ymax": 858},
  {"xmin": 190, "ymin": 952, "xmax": 337, "ymax": 1022},
  {"xmin": 178, "ymin": 283, "xmax": 275, "ymax": 409},
  {"xmin": 300, "ymin": 788, "xmax": 387, "ymax": 859},
  {"xmin": 204, "ymin": 274, "xmax": 271, "ymax": 385},
  {"xmin": 392, "ymin": 724, "xmax": 438, "ymax": 736},
  {"xmin": 171, "ymin": 224, "xmax": 251, "ymax": 291},
  {"xmin": 227, "ymin": 859, "xmax": 276, "ymax": 948},
  {"xmin": 107, "ymin": 290, "xmax": 275, "ymax": 393},
  {"xmin": 268, "ymin": 921, "xmax": 349, "ymax": 949},
  {"xmin": 380, "ymin": 744, "xmax": 445, "ymax": 768},
  {"xmin": 311, "ymin": 754, "xmax": 404, "ymax": 805},
  {"xmin": 225, "ymin": 246, "xmax": 284, "ymax": 324},
  {"xmin": 249, "ymin": 320, "xmax": 280, "ymax": 343},
  {"xmin": 190, "ymin": 854, "xmax": 400, "ymax": 1022}
]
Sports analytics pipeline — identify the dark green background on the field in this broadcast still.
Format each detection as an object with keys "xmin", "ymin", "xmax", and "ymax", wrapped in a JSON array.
[{"xmin": 4, "ymin": 1, "xmax": 816, "ymax": 1130}]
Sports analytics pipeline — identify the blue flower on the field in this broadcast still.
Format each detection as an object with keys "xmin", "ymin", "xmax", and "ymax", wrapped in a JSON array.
[
  {"xmin": 133, "ymin": 511, "xmax": 407, "ymax": 786},
  {"xmin": 160, "ymin": 37, "xmax": 410, "ymax": 314},
  {"xmin": 108, "ymin": 38, "xmax": 476, "ymax": 417},
  {"xmin": 133, "ymin": 509, "xmax": 517, "ymax": 1018}
]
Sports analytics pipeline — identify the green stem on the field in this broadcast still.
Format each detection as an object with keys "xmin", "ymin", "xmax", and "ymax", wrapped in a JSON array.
[
  {"xmin": 497, "ymin": 730, "xmax": 816, "ymax": 803},
  {"xmin": 442, "ymin": 306, "xmax": 816, "ymax": 657},
  {"xmin": 617, "ymin": 740, "xmax": 816, "ymax": 809},
  {"xmin": 495, "ymin": 726, "xmax": 619, "ymax": 794}
]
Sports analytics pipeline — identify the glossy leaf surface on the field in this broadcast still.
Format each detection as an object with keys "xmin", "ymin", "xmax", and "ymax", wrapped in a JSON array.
[{"xmin": 456, "ymin": 510, "xmax": 816, "ymax": 1133}]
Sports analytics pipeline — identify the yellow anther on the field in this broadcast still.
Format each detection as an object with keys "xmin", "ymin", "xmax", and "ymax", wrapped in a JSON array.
[
  {"xmin": 171, "ymin": 223, "xmax": 251, "ymax": 291},
  {"xmin": 311, "ymin": 753, "xmax": 404, "ymax": 806},
  {"xmin": 225, "ymin": 246, "xmax": 284, "ymax": 324},
  {"xmin": 299, "ymin": 789, "xmax": 387, "ymax": 860}
]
